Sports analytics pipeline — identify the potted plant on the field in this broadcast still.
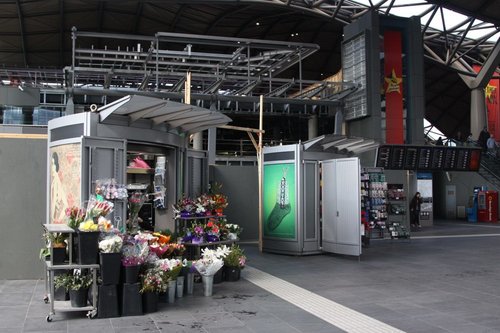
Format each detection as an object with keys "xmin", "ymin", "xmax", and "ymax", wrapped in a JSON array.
[
  {"xmin": 223, "ymin": 244, "xmax": 246, "ymax": 281},
  {"xmin": 98, "ymin": 234, "xmax": 123, "ymax": 285},
  {"xmin": 54, "ymin": 270, "xmax": 93, "ymax": 307},
  {"xmin": 41, "ymin": 232, "xmax": 68, "ymax": 265},
  {"xmin": 140, "ymin": 267, "xmax": 167, "ymax": 313}
]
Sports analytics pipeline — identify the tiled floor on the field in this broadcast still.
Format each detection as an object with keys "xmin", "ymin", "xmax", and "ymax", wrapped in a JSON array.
[{"xmin": 2, "ymin": 219, "xmax": 500, "ymax": 332}]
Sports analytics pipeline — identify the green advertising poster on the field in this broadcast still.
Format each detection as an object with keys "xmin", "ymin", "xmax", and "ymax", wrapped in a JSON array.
[{"xmin": 263, "ymin": 163, "xmax": 296, "ymax": 239}]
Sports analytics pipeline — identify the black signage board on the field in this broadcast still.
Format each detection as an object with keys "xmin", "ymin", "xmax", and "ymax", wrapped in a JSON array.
[{"xmin": 376, "ymin": 145, "xmax": 482, "ymax": 171}]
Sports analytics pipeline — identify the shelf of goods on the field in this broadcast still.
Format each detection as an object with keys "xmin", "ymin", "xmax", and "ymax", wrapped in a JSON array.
[
  {"xmin": 361, "ymin": 170, "xmax": 388, "ymax": 241},
  {"xmin": 175, "ymin": 215, "xmax": 238, "ymax": 260},
  {"xmin": 386, "ymin": 184, "xmax": 409, "ymax": 239},
  {"xmin": 42, "ymin": 224, "xmax": 99, "ymax": 322}
]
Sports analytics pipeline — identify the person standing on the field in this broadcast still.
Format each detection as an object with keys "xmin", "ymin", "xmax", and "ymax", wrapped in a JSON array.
[
  {"xmin": 478, "ymin": 127, "xmax": 490, "ymax": 152},
  {"xmin": 487, "ymin": 134, "xmax": 498, "ymax": 157},
  {"xmin": 410, "ymin": 192, "xmax": 423, "ymax": 229}
]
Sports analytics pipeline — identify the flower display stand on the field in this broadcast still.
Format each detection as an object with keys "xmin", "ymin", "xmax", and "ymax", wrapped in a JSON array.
[
  {"xmin": 121, "ymin": 283, "xmax": 142, "ymax": 316},
  {"xmin": 142, "ymin": 292, "xmax": 158, "ymax": 313},
  {"xmin": 42, "ymin": 224, "xmax": 99, "ymax": 322},
  {"xmin": 97, "ymin": 285, "xmax": 120, "ymax": 318},
  {"xmin": 99, "ymin": 253, "xmax": 121, "ymax": 285}
]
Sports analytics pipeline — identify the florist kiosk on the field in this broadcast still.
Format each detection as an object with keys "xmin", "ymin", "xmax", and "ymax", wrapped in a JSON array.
[
  {"xmin": 262, "ymin": 134, "xmax": 377, "ymax": 257},
  {"xmin": 47, "ymin": 94, "xmax": 231, "ymax": 231}
]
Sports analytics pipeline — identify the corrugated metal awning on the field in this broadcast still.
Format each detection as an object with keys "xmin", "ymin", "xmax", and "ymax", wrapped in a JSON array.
[
  {"xmin": 98, "ymin": 95, "xmax": 231, "ymax": 134},
  {"xmin": 303, "ymin": 134, "xmax": 379, "ymax": 155}
]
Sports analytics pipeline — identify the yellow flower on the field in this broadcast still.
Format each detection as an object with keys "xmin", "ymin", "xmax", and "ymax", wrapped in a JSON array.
[{"xmin": 79, "ymin": 220, "xmax": 98, "ymax": 231}]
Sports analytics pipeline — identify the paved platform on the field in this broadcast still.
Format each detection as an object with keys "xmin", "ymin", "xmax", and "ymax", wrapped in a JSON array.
[{"xmin": 2, "ymin": 219, "xmax": 500, "ymax": 332}]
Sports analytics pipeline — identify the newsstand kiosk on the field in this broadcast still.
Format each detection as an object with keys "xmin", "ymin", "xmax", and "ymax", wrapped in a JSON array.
[
  {"xmin": 262, "ymin": 134, "xmax": 373, "ymax": 257},
  {"xmin": 47, "ymin": 94, "xmax": 231, "ymax": 231}
]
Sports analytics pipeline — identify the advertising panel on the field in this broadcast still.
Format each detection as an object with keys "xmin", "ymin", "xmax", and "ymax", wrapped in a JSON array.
[
  {"xmin": 263, "ymin": 163, "xmax": 296, "ymax": 239},
  {"xmin": 49, "ymin": 143, "xmax": 81, "ymax": 224}
]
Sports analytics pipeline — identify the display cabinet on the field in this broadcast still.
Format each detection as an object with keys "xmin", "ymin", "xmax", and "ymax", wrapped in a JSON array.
[{"xmin": 386, "ymin": 184, "xmax": 410, "ymax": 239}]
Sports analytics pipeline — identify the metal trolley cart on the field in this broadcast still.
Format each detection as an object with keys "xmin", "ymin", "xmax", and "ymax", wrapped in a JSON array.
[{"xmin": 42, "ymin": 224, "xmax": 99, "ymax": 322}]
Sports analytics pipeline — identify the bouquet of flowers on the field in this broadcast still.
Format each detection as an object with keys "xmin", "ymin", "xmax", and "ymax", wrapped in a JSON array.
[
  {"xmin": 65, "ymin": 206, "xmax": 86, "ymax": 229},
  {"xmin": 140, "ymin": 267, "xmax": 167, "ymax": 293},
  {"xmin": 193, "ymin": 245, "xmax": 230, "ymax": 276},
  {"xmin": 99, "ymin": 234, "xmax": 123, "ymax": 253},
  {"xmin": 128, "ymin": 191, "xmax": 148, "ymax": 233},
  {"xmin": 204, "ymin": 219, "xmax": 220, "ymax": 242},
  {"xmin": 173, "ymin": 196, "xmax": 196, "ymax": 217},
  {"xmin": 197, "ymin": 193, "xmax": 216, "ymax": 212},
  {"xmin": 224, "ymin": 223, "xmax": 242, "ymax": 240},
  {"xmin": 212, "ymin": 193, "xmax": 228, "ymax": 210},
  {"xmin": 121, "ymin": 233, "xmax": 149, "ymax": 266},
  {"xmin": 85, "ymin": 196, "xmax": 114, "ymax": 220},
  {"xmin": 156, "ymin": 258, "xmax": 184, "ymax": 281}
]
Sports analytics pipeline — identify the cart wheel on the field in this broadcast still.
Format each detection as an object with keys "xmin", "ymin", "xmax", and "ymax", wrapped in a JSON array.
[
  {"xmin": 87, "ymin": 310, "xmax": 97, "ymax": 319},
  {"xmin": 43, "ymin": 296, "xmax": 49, "ymax": 304},
  {"xmin": 46, "ymin": 315, "xmax": 52, "ymax": 322}
]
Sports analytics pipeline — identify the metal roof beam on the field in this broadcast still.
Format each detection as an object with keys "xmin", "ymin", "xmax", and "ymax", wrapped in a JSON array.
[{"xmin": 15, "ymin": 0, "xmax": 26, "ymax": 67}]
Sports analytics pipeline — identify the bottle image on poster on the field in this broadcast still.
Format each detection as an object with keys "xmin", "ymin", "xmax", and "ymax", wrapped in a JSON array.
[{"xmin": 263, "ymin": 163, "xmax": 296, "ymax": 239}]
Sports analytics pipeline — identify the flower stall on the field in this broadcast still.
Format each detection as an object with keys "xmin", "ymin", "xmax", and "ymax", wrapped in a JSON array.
[{"xmin": 44, "ymin": 95, "xmax": 237, "ymax": 320}]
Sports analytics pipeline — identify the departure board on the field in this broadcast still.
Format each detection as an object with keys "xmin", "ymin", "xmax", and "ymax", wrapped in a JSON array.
[{"xmin": 375, "ymin": 145, "xmax": 482, "ymax": 171}]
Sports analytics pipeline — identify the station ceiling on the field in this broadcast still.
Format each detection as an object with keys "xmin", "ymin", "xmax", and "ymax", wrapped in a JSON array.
[{"xmin": 0, "ymin": 0, "xmax": 499, "ymax": 140}]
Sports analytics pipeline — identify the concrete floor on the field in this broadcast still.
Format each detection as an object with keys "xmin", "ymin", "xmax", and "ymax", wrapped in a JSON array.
[{"xmin": 2, "ymin": 219, "xmax": 500, "ymax": 332}]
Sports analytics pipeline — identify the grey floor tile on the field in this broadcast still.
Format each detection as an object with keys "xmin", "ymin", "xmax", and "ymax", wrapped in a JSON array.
[
  {"xmin": 194, "ymin": 312, "xmax": 245, "ymax": 329},
  {"xmin": 23, "ymin": 317, "xmax": 67, "ymax": 332},
  {"xmin": 3, "ymin": 280, "xmax": 38, "ymax": 293},
  {"xmin": 206, "ymin": 326, "xmax": 254, "ymax": 333},
  {"xmin": 109, "ymin": 315, "xmax": 156, "ymax": 329},
  {"xmin": 0, "ymin": 305, "xmax": 28, "ymax": 326},
  {"xmin": 0, "ymin": 292, "xmax": 33, "ymax": 306},
  {"xmin": 156, "ymin": 320, "xmax": 207, "ymax": 333}
]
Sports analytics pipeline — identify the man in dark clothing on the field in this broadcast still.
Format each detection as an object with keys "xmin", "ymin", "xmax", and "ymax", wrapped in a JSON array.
[{"xmin": 478, "ymin": 127, "xmax": 490, "ymax": 152}]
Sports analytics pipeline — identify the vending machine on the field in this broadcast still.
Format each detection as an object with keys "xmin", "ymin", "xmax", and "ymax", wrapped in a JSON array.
[{"xmin": 477, "ymin": 191, "xmax": 498, "ymax": 222}]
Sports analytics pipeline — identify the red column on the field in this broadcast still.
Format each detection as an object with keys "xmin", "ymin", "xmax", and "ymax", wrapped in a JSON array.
[{"xmin": 384, "ymin": 30, "xmax": 404, "ymax": 144}]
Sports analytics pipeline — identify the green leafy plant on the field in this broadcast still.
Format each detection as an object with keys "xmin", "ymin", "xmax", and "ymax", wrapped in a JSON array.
[
  {"xmin": 42, "ymin": 232, "xmax": 67, "ymax": 248},
  {"xmin": 54, "ymin": 271, "xmax": 93, "ymax": 291},
  {"xmin": 223, "ymin": 244, "xmax": 246, "ymax": 268}
]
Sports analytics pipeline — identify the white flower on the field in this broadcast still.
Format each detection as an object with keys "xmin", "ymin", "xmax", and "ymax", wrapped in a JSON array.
[{"xmin": 98, "ymin": 235, "xmax": 123, "ymax": 253}]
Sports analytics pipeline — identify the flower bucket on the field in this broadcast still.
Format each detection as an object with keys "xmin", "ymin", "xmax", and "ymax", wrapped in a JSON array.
[
  {"xmin": 69, "ymin": 288, "xmax": 89, "ymax": 307},
  {"xmin": 191, "ymin": 236, "xmax": 204, "ymax": 245},
  {"xmin": 51, "ymin": 247, "xmax": 67, "ymax": 265},
  {"xmin": 202, "ymin": 275, "xmax": 214, "ymax": 296},
  {"xmin": 121, "ymin": 283, "xmax": 143, "ymax": 316},
  {"xmin": 185, "ymin": 272, "xmax": 194, "ymax": 295},
  {"xmin": 142, "ymin": 292, "xmax": 158, "ymax": 313},
  {"xmin": 123, "ymin": 264, "xmax": 141, "ymax": 284},
  {"xmin": 76, "ymin": 230, "xmax": 100, "ymax": 264},
  {"xmin": 97, "ymin": 285, "xmax": 119, "ymax": 318},
  {"xmin": 205, "ymin": 234, "xmax": 219, "ymax": 243},
  {"xmin": 99, "ymin": 252, "xmax": 121, "ymax": 285},
  {"xmin": 176, "ymin": 276, "xmax": 184, "ymax": 298},
  {"xmin": 167, "ymin": 280, "xmax": 176, "ymax": 303},
  {"xmin": 223, "ymin": 266, "xmax": 241, "ymax": 281},
  {"xmin": 213, "ymin": 267, "xmax": 223, "ymax": 284}
]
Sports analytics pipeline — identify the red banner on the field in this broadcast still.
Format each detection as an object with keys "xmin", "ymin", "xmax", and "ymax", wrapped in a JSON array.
[
  {"xmin": 474, "ymin": 65, "xmax": 499, "ymax": 140},
  {"xmin": 384, "ymin": 30, "xmax": 404, "ymax": 144}
]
